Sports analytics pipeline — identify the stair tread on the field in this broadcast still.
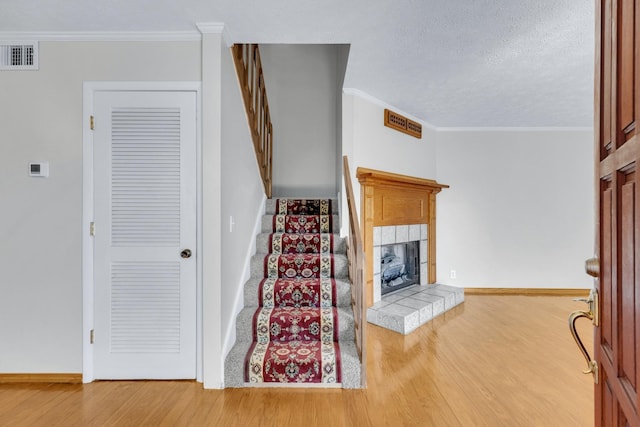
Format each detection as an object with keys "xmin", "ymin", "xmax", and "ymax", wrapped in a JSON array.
[
  {"xmin": 244, "ymin": 277, "xmax": 352, "ymax": 308},
  {"xmin": 234, "ymin": 306, "xmax": 354, "ymax": 343},
  {"xmin": 245, "ymin": 339, "xmax": 341, "ymax": 384},
  {"xmin": 252, "ymin": 306, "xmax": 339, "ymax": 343},
  {"xmin": 251, "ymin": 253, "xmax": 349, "ymax": 279}
]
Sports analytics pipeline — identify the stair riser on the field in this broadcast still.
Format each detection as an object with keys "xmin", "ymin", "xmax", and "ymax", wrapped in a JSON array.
[
  {"xmin": 261, "ymin": 214, "xmax": 340, "ymax": 233},
  {"xmin": 265, "ymin": 199, "xmax": 339, "ymax": 215}
]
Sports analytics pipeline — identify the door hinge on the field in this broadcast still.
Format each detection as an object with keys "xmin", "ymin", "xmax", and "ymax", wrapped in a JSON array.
[
  {"xmin": 90, "ymin": 115, "xmax": 95, "ymax": 130},
  {"xmin": 90, "ymin": 329, "xmax": 94, "ymax": 344},
  {"xmin": 90, "ymin": 221, "xmax": 95, "ymax": 236}
]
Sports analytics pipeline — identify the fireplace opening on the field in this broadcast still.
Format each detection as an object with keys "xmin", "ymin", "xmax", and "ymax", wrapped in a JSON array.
[{"xmin": 380, "ymin": 240, "xmax": 420, "ymax": 295}]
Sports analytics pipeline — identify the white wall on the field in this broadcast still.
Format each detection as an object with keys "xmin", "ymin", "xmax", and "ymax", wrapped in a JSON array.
[
  {"xmin": 0, "ymin": 40, "xmax": 201, "ymax": 373},
  {"xmin": 0, "ymin": 36, "xmax": 594, "ymax": 380},
  {"xmin": 436, "ymin": 129, "xmax": 594, "ymax": 289},
  {"xmin": 341, "ymin": 92, "xmax": 439, "ymax": 228},
  {"xmin": 342, "ymin": 93, "xmax": 594, "ymax": 290},
  {"xmin": 260, "ymin": 44, "xmax": 340, "ymax": 197},
  {"xmin": 220, "ymin": 45, "xmax": 266, "ymax": 359},
  {"xmin": 335, "ymin": 45, "xmax": 350, "ymax": 196}
]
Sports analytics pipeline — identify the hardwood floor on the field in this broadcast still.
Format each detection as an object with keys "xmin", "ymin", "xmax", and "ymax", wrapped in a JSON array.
[{"xmin": 0, "ymin": 295, "xmax": 594, "ymax": 426}]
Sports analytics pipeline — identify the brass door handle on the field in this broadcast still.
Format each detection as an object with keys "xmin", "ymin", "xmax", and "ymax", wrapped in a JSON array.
[
  {"xmin": 181, "ymin": 249, "xmax": 192, "ymax": 259},
  {"xmin": 568, "ymin": 287, "xmax": 599, "ymax": 383}
]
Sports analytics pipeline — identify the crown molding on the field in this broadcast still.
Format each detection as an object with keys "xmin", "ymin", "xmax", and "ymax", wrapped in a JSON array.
[
  {"xmin": 0, "ymin": 31, "xmax": 202, "ymax": 42},
  {"xmin": 342, "ymin": 88, "xmax": 593, "ymax": 133},
  {"xmin": 195, "ymin": 23, "xmax": 225, "ymax": 34},
  {"xmin": 436, "ymin": 126, "xmax": 594, "ymax": 132},
  {"xmin": 196, "ymin": 23, "xmax": 234, "ymax": 47},
  {"xmin": 342, "ymin": 87, "xmax": 438, "ymax": 131}
]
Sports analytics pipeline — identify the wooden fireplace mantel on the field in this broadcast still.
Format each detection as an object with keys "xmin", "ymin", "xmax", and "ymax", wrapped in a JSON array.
[{"xmin": 356, "ymin": 167, "xmax": 449, "ymax": 307}]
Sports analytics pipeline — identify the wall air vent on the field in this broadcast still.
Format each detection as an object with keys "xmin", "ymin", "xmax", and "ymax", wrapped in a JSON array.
[
  {"xmin": 0, "ymin": 42, "xmax": 38, "ymax": 70},
  {"xmin": 384, "ymin": 109, "xmax": 422, "ymax": 139}
]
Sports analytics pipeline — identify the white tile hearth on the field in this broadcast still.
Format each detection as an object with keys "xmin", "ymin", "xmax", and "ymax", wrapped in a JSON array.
[{"xmin": 367, "ymin": 284, "xmax": 464, "ymax": 334}]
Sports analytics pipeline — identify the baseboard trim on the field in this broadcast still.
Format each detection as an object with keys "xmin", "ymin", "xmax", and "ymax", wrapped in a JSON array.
[
  {"xmin": 464, "ymin": 288, "xmax": 590, "ymax": 297},
  {"xmin": 0, "ymin": 373, "xmax": 82, "ymax": 384}
]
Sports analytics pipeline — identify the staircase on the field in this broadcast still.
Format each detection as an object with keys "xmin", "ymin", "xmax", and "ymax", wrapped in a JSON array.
[{"xmin": 225, "ymin": 198, "xmax": 361, "ymax": 388}]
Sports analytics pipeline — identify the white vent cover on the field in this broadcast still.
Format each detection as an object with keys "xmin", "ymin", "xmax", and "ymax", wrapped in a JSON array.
[{"xmin": 0, "ymin": 42, "xmax": 38, "ymax": 70}]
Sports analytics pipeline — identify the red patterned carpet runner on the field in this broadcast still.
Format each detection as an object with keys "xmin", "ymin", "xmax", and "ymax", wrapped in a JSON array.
[
  {"xmin": 270, "ymin": 233, "xmax": 333, "ymax": 254},
  {"xmin": 258, "ymin": 278, "xmax": 336, "ymax": 308},
  {"xmin": 276, "ymin": 199, "xmax": 331, "ymax": 215},
  {"xmin": 245, "ymin": 198, "xmax": 341, "ymax": 384},
  {"xmin": 252, "ymin": 307, "xmax": 339, "ymax": 343},
  {"xmin": 246, "ymin": 340, "xmax": 340, "ymax": 383},
  {"xmin": 272, "ymin": 214, "xmax": 332, "ymax": 234},
  {"xmin": 264, "ymin": 254, "xmax": 334, "ymax": 279}
]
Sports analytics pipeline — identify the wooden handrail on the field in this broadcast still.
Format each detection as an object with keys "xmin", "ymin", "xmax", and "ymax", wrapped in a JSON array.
[
  {"xmin": 343, "ymin": 155, "xmax": 367, "ymax": 388},
  {"xmin": 231, "ymin": 44, "xmax": 273, "ymax": 198}
]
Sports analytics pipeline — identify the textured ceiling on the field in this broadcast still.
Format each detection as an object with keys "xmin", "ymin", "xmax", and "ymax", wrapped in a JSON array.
[{"xmin": 0, "ymin": 0, "xmax": 594, "ymax": 128}]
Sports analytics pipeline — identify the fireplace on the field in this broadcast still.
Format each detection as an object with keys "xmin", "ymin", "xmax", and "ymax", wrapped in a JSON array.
[
  {"xmin": 373, "ymin": 224, "xmax": 428, "ymax": 302},
  {"xmin": 380, "ymin": 240, "xmax": 420, "ymax": 295},
  {"xmin": 357, "ymin": 167, "xmax": 448, "ymax": 307}
]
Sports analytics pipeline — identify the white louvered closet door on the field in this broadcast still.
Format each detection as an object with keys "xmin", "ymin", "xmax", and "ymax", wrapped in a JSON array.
[{"xmin": 93, "ymin": 91, "xmax": 196, "ymax": 379}]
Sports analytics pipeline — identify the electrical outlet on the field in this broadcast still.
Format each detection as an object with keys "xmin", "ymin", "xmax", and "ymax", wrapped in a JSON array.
[{"xmin": 450, "ymin": 270, "xmax": 457, "ymax": 279}]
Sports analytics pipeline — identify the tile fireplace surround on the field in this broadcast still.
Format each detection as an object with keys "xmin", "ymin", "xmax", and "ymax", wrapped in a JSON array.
[{"xmin": 369, "ymin": 223, "xmax": 466, "ymax": 335}]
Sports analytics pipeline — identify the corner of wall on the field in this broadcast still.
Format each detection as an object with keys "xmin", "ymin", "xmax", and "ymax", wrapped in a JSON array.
[{"xmin": 200, "ymin": 27, "xmax": 224, "ymax": 389}]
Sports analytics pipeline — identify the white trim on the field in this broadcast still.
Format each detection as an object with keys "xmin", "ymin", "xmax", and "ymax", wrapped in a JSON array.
[
  {"xmin": 82, "ymin": 84, "xmax": 95, "ymax": 383},
  {"xmin": 196, "ymin": 23, "xmax": 225, "ymax": 34},
  {"xmin": 342, "ymin": 87, "xmax": 438, "ymax": 130},
  {"xmin": 0, "ymin": 31, "xmax": 201, "ymax": 42},
  {"xmin": 196, "ymin": 23, "xmax": 233, "ymax": 48},
  {"xmin": 436, "ymin": 126, "xmax": 594, "ymax": 132},
  {"xmin": 343, "ymin": 87, "xmax": 594, "ymax": 132},
  {"xmin": 195, "ymin": 86, "xmax": 204, "ymax": 384},
  {"xmin": 82, "ymin": 81, "xmax": 203, "ymax": 383}
]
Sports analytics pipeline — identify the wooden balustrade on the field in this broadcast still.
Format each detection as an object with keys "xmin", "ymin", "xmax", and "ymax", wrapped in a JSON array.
[
  {"xmin": 231, "ymin": 44, "xmax": 273, "ymax": 198},
  {"xmin": 343, "ymin": 156, "xmax": 366, "ymax": 388}
]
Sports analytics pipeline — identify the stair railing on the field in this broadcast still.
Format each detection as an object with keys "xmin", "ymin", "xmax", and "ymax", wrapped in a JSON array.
[
  {"xmin": 343, "ymin": 155, "xmax": 367, "ymax": 388},
  {"xmin": 231, "ymin": 44, "xmax": 273, "ymax": 198}
]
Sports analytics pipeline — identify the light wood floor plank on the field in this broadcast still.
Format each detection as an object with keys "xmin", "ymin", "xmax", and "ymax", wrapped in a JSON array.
[{"xmin": 0, "ymin": 295, "xmax": 594, "ymax": 426}]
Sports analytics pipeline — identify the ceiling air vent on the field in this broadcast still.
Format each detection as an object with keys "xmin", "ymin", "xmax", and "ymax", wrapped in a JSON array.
[{"xmin": 0, "ymin": 42, "xmax": 38, "ymax": 70}]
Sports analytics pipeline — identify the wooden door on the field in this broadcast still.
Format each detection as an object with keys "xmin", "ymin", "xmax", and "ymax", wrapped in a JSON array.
[
  {"xmin": 594, "ymin": 0, "xmax": 640, "ymax": 424},
  {"xmin": 93, "ymin": 91, "xmax": 197, "ymax": 379}
]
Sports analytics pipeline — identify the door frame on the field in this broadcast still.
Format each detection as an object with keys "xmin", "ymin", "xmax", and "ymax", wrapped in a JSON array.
[{"xmin": 82, "ymin": 81, "xmax": 203, "ymax": 383}]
